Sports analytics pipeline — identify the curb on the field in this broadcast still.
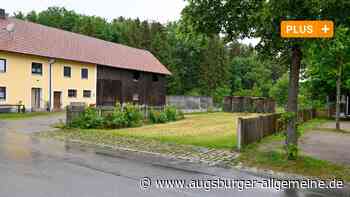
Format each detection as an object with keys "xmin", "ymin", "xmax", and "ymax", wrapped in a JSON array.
[
  {"xmin": 63, "ymin": 139, "xmax": 243, "ymax": 178},
  {"xmin": 66, "ymin": 139, "xmax": 237, "ymax": 168}
]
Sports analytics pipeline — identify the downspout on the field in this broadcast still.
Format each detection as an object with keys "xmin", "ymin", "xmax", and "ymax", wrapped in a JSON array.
[{"xmin": 48, "ymin": 59, "xmax": 55, "ymax": 111}]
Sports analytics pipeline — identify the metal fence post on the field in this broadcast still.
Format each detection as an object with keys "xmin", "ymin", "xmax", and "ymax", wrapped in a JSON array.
[{"xmin": 237, "ymin": 118, "xmax": 243, "ymax": 151}]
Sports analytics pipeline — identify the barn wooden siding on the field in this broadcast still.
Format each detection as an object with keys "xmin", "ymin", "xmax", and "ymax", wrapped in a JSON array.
[{"xmin": 97, "ymin": 65, "xmax": 166, "ymax": 106}]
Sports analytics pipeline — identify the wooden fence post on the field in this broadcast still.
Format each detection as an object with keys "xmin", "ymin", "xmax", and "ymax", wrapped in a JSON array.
[{"xmin": 66, "ymin": 102, "xmax": 85, "ymax": 125}]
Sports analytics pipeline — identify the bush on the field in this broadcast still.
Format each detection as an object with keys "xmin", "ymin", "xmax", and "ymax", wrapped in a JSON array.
[
  {"xmin": 158, "ymin": 112, "xmax": 168, "ymax": 123},
  {"xmin": 70, "ymin": 104, "xmax": 184, "ymax": 129},
  {"xmin": 149, "ymin": 110, "xmax": 167, "ymax": 123},
  {"xmin": 123, "ymin": 103, "xmax": 144, "ymax": 127},
  {"xmin": 149, "ymin": 110, "xmax": 159, "ymax": 123},
  {"xmin": 165, "ymin": 106, "xmax": 177, "ymax": 121},
  {"xmin": 70, "ymin": 107, "xmax": 104, "ymax": 129},
  {"xmin": 104, "ymin": 111, "xmax": 127, "ymax": 129}
]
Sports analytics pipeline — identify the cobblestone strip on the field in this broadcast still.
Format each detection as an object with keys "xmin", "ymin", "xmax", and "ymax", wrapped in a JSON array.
[{"xmin": 37, "ymin": 132, "xmax": 239, "ymax": 167}]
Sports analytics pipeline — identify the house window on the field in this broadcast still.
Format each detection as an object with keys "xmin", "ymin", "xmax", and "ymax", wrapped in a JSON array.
[
  {"xmin": 152, "ymin": 74, "xmax": 159, "ymax": 82},
  {"xmin": 64, "ymin": 66, "xmax": 71, "ymax": 77},
  {"xmin": 0, "ymin": 59, "xmax": 6, "ymax": 73},
  {"xmin": 68, "ymin": 89, "xmax": 77, "ymax": 98},
  {"xmin": 0, "ymin": 87, "xmax": 6, "ymax": 100},
  {"xmin": 81, "ymin": 68, "xmax": 88, "ymax": 79},
  {"xmin": 83, "ymin": 90, "xmax": 91, "ymax": 98},
  {"xmin": 133, "ymin": 71, "xmax": 140, "ymax": 81},
  {"xmin": 32, "ymin": 62, "xmax": 43, "ymax": 75}
]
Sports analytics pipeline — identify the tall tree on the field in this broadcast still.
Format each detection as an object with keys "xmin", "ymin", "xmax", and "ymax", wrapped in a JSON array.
[
  {"xmin": 199, "ymin": 36, "xmax": 229, "ymax": 96},
  {"xmin": 13, "ymin": 11, "xmax": 25, "ymax": 20},
  {"xmin": 182, "ymin": 0, "xmax": 350, "ymax": 159},
  {"xmin": 26, "ymin": 11, "xmax": 38, "ymax": 22}
]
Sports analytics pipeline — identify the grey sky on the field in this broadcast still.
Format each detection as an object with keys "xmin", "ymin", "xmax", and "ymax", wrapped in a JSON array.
[
  {"xmin": 2, "ymin": 0, "xmax": 259, "ymax": 46},
  {"xmin": 3, "ymin": 0, "xmax": 187, "ymax": 23}
]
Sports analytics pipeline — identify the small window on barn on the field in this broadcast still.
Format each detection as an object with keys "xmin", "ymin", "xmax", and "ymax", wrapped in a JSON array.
[
  {"xmin": 83, "ymin": 90, "xmax": 92, "ymax": 98},
  {"xmin": 68, "ymin": 89, "xmax": 77, "ymax": 98},
  {"xmin": 0, "ymin": 87, "xmax": 6, "ymax": 100},
  {"xmin": 133, "ymin": 93, "xmax": 139, "ymax": 101},
  {"xmin": 81, "ymin": 68, "xmax": 88, "ymax": 79},
  {"xmin": 133, "ymin": 71, "xmax": 140, "ymax": 82},
  {"xmin": 64, "ymin": 66, "xmax": 71, "ymax": 77},
  {"xmin": 0, "ymin": 59, "xmax": 6, "ymax": 73},
  {"xmin": 152, "ymin": 74, "xmax": 159, "ymax": 82},
  {"xmin": 32, "ymin": 62, "xmax": 43, "ymax": 75}
]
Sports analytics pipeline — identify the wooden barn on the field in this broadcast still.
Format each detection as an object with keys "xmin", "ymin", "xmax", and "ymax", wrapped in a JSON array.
[{"xmin": 97, "ymin": 66, "xmax": 167, "ymax": 106}]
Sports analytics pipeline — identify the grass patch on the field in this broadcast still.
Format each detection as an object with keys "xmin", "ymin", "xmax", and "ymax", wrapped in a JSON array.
[
  {"xmin": 298, "ymin": 118, "xmax": 328, "ymax": 136},
  {"xmin": 238, "ymin": 118, "xmax": 350, "ymax": 181},
  {"xmin": 238, "ymin": 147, "xmax": 350, "ymax": 181},
  {"xmin": 0, "ymin": 111, "xmax": 64, "ymax": 120},
  {"xmin": 42, "ymin": 112, "xmax": 256, "ymax": 149}
]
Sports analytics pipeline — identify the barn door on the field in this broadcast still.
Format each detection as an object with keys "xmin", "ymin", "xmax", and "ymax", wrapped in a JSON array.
[{"xmin": 97, "ymin": 79, "xmax": 122, "ymax": 106}]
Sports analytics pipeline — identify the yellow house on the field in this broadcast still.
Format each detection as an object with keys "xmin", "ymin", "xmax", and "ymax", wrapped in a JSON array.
[
  {"xmin": 0, "ymin": 51, "xmax": 97, "ymax": 111},
  {"xmin": 0, "ymin": 10, "xmax": 171, "ymax": 112}
]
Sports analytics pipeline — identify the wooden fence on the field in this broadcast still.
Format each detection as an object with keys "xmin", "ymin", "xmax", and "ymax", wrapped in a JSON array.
[
  {"xmin": 224, "ymin": 96, "xmax": 275, "ymax": 113},
  {"xmin": 236, "ymin": 108, "xmax": 326, "ymax": 150},
  {"xmin": 66, "ymin": 102, "xmax": 86, "ymax": 125}
]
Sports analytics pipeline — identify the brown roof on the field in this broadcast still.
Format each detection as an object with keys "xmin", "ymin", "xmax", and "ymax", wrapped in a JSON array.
[{"xmin": 0, "ymin": 18, "xmax": 171, "ymax": 75}]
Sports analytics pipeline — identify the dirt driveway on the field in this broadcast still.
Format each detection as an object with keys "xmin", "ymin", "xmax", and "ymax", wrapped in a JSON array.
[
  {"xmin": 300, "ymin": 121, "xmax": 350, "ymax": 165},
  {"xmin": 0, "ymin": 113, "xmax": 65, "ymax": 134}
]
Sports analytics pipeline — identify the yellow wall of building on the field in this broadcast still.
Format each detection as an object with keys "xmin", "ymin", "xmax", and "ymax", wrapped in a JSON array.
[{"xmin": 0, "ymin": 51, "xmax": 96, "ymax": 111}]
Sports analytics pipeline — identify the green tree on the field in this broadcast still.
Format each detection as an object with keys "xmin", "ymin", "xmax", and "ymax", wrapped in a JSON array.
[
  {"xmin": 26, "ymin": 11, "xmax": 38, "ymax": 22},
  {"xmin": 229, "ymin": 56, "xmax": 272, "ymax": 97},
  {"xmin": 13, "ymin": 11, "xmax": 25, "ymax": 20},
  {"xmin": 269, "ymin": 73, "xmax": 289, "ymax": 107},
  {"xmin": 305, "ymin": 27, "xmax": 350, "ymax": 130},
  {"xmin": 182, "ymin": 0, "xmax": 350, "ymax": 159},
  {"xmin": 199, "ymin": 36, "xmax": 229, "ymax": 96}
]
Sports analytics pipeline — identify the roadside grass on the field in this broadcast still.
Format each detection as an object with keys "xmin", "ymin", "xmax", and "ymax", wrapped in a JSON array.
[
  {"xmin": 239, "ymin": 145, "xmax": 350, "ymax": 181},
  {"xmin": 298, "ymin": 118, "xmax": 329, "ymax": 135},
  {"xmin": 237, "ymin": 118, "xmax": 350, "ymax": 181},
  {"xmin": 0, "ymin": 111, "xmax": 64, "ymax": 120},
  {"xmin": 42, "ymin": 112, "xmax": 256, "ymax": 149}
]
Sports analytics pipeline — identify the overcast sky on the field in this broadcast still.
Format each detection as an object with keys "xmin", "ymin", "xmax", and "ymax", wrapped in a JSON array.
[
  {"xmin": 2, "ymin": 0, "xmax": 259, "ymax": 46},
  {"xmin": 3, "ymin": 0, "xmax": 187, "ymax": 23}
]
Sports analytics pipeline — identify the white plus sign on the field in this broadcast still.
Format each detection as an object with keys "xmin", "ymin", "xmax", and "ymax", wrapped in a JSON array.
[{"xmin": 322, "ymin": 25, "xmax": 330, "ymax": 33}]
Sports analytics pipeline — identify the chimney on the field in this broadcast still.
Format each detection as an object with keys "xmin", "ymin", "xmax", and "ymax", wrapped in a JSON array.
[{"xmin": 0, "ymin": 9, "xmax": 5, "ymax": 19}]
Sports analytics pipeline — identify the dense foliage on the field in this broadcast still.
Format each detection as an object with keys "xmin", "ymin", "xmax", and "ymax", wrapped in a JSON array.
[
  {"xmin": 149, "ymin": 106, "xmax": 184, "ymax": 124},
  {"xmin": 70, "ymin": 104, "xmax": 184, "ymax": 129},
  {"xmin": 14, "ymin": 7, "xmax": 284, "ymax": 105}
]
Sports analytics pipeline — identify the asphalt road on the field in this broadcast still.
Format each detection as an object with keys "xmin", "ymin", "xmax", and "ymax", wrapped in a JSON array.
[{"xmin": 0, "ymin": 116, "xmax": 346, "ymax": 197}]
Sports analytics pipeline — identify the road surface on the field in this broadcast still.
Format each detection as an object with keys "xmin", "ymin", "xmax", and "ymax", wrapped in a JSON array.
[{"xmin": 0, "ymin": 115, "xmax": 345, "ymax": 196}]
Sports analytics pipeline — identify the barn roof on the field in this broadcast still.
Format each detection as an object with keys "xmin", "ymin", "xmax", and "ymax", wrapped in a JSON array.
[{"xmin": 0, "ymin": 18, "xmax": 171, "ymax": 75}]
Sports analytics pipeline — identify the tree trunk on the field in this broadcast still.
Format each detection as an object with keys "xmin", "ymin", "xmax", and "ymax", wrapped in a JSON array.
[
  {"xmin": 286, "ymin": 45, "xmax": 302, "ymax": 159},
  {"xmin": 336, "ymin": 65, "xmax": 342, "ymax": 130}
]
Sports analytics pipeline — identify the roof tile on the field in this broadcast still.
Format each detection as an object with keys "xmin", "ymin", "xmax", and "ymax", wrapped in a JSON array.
[{"xmin": 0, "ymin": 18, "xmax": 171, "ymax": 75}]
